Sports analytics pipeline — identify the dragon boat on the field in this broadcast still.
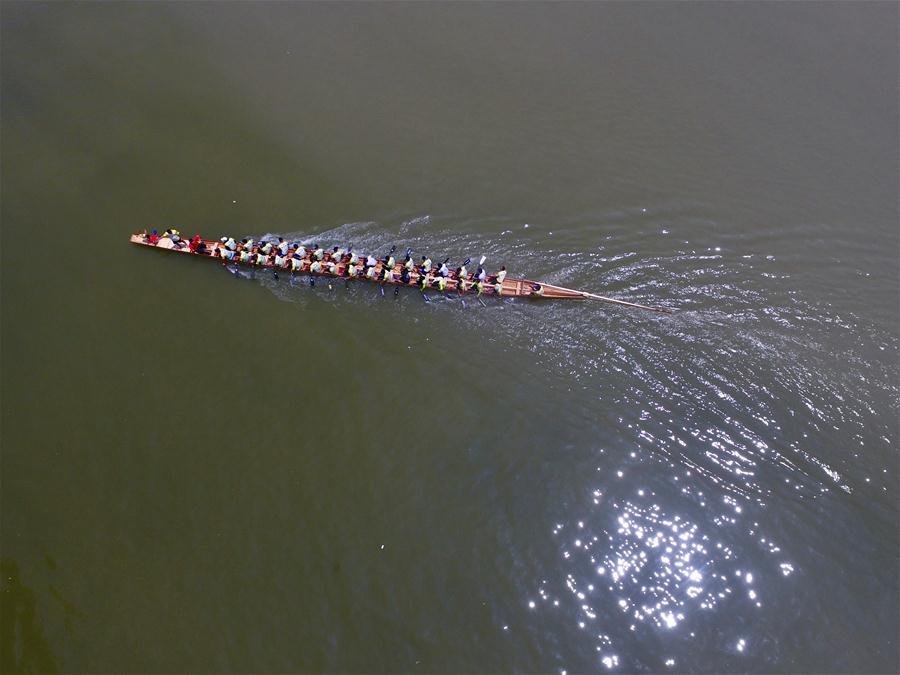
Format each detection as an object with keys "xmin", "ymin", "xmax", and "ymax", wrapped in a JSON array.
[{"xmin": 129, "ymin": 233, "xmax": 672, "ymax": 313}]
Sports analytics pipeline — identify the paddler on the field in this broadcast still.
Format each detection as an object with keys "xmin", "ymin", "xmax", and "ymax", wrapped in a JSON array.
[
  {"xmin": 457, "ymin": 277, "xmax": 468, "ymax": 293},
  {"xmin": 327, "ymin": 260, "xmax": 339, "ymax": 275},
  {"xmin": 366, "ymin": 264, "xmax": 377, "ymax": 281},
  {"xmin": 475, "ymin": 279, "xmax": 485, "ymax": 296},
  {"xmin": 313, "ymin": 244, "xmax": 325, "ymax": 261},
  {"xmin": 438, "ymin": 260, "xmax": 449, "ymax": 277},
  {"xmin": 495, "ymin": 266, "xmax": 507, "ymax": 284},
  {"xmin": 225, "ymin": 236, "xmax": 237, "ymax": 252},
  {"xmin": 456, "ymin": 262, "xmax": 467, "ymax": 280},
  {"xmin": 530, "ymin": 283, "xmax": 544, "ymax": 297},
  {"xmin": 400, "ymin": 267, "xmax": 411, "ymax": 285},
  {"xmin": 260, "ymin": 240, "xmax": 274, "ymax": 255},
  {"xmin": 403, "ymin": 254, "xmax": 414, "ymax": 271},
  {"xmin": 310, "ymin": 259, "xmax": 323, "ymax": 274},
  {"xmin": 218, "ymin": 238, "xmax": 236, "ymax": 261},
  {"xmin": 365, "ymin": 253, "xmax": 377, "ymax": 268},
  {"xmin": 189, "ymin": 235, "xmax": 202, "ymax": 252},
  {"xmin": 349, "ymin": 249, "xmax": 359, "ymax": 265},
  {"xmin": 493, "ymin": 281, "xmax": 503, "ymax": 296},
  {"xmin": 255, "ymin": 248, "xmax": 268, "ymax": 266},
  {"xmin": 274, "ymin": 248, "xmax": 288, "ymax": 267},
  {"xmin": 290, "ymin": 253, "xmax": 304, "ymax": 272},
  {"xmin": 384, "ymin": 251, "xmax": 396, "ymax": 270},
  {"xmin": 277, "ymin": 237, "xmax": 289, "ymax": 256},
  {"xmin": 434, "ymin": 275, "xmax": 447, "ymax": 292},
  {"xmin": 331, "ymin": 246, "xmax": 343, "ymax": 261},
  {"xmin": 347, "ymin": 261, "xmax": 358, "ymax": 278},
  {"xmin": 476, "ymin": 266, "xmax": 487, "ymax": 282},
  {"xmin": 148, "ymin": 229, "xmax": 160, "ymax": 244},
  {"xmin": 420, "ymin": 272, "xmax": 431, "ymax": 290},
  {"xmin": 421, "ymin": 256, "xmax": 432, "ymax": 273}
]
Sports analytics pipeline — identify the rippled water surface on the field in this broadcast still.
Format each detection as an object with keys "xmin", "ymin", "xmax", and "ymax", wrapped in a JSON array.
[{"xmin": 2, "ymin": 2, "xmax": 897, "ymax": 673}]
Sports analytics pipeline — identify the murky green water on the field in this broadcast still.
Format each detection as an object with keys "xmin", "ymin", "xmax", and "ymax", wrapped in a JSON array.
[{"xmin": 2, "ymin": 2, "xmax": 897, "ymax": 672}]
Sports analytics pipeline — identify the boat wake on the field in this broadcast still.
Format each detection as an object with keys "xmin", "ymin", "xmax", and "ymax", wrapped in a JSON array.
[{"xmin": 243, "ymin": 209, "xmax": 896, "ymax": 671}]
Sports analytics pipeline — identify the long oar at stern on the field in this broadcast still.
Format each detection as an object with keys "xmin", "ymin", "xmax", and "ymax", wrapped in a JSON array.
[{"xmin": 579, "ymin": 290, "xmax": 673, "ymax": 314}]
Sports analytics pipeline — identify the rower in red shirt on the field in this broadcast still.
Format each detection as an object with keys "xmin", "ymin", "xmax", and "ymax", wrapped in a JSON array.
[{"xmin": 189, "ymin": 234, "xmax": 202, "ymax": 252}]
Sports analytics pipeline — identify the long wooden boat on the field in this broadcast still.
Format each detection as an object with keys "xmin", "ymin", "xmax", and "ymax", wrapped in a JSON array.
[{"xmin": 129, "ymin": 233, "xmax": 672, "ymax": 312}]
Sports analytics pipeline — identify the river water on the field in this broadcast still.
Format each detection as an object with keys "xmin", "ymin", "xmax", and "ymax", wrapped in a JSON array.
[{"xmin": 1, "ymin": 2, "xmax": 897, "ymax": 673}]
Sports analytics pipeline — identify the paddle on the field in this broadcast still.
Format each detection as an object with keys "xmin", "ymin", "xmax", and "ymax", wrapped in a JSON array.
[{"xmin": 419, "ymin": 275, "xmax": 431, "ymax": 302}]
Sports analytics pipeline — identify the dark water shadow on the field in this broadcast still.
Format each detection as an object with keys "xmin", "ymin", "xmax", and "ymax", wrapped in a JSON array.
[{"xmin": 0, "ymin": 558, "xmax": 58, "ymax": 675}]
